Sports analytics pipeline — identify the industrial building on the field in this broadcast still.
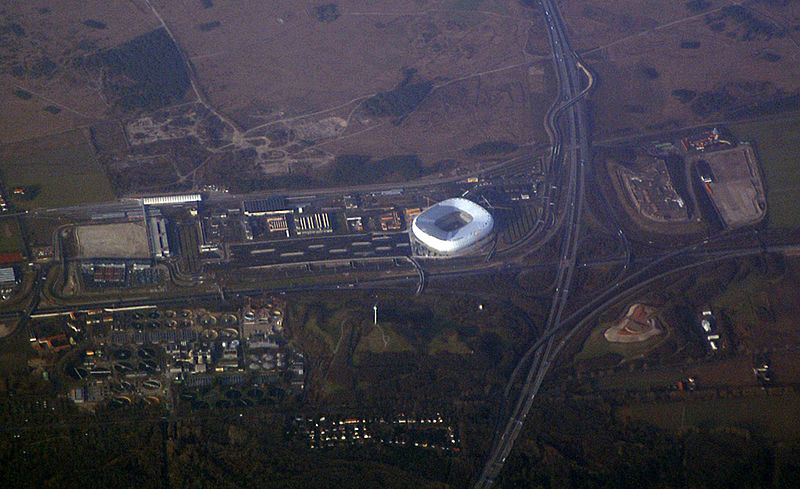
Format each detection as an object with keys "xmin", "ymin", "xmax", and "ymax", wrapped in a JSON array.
[
  {"xmin": 141, "ymin": 194, "xmax": 201, "ymax": 206},
  {"xmin": 295, "ymin": 212, "xmax": 333, "ymax": 235},
  {"xmin": 243, "ymin": 197, "xmax": 287, "ymax": 216},
  {"xmin": 411, "ymin": 198, "xmax": 494, "ymax": 256},
  {"xmin": 0, "ymin": 267, "xmax": 16, "ymax": 286},
  {"xmin": 148, "ymin": 215, "xmax": 171, "ymax": 259}
]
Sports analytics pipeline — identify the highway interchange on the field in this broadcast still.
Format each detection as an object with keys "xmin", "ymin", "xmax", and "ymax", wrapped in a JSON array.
[
  {"xmin": 4, "ymin": 1, "xmax": 800, "ymax": 487},
  {"xmin": 473, "ymin": 0, "xmax": 592, "ymax": 485}
]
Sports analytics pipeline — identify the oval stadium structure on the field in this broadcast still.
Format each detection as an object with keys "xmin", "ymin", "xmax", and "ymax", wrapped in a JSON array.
[{"xmin": 411, "ymin": 198, "xmax": 494, "ymax": 256}]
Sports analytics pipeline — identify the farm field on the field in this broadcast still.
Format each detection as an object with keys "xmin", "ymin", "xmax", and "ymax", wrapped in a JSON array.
[
  {"xmin": 617, "ymin": 391, "xmax": 800, "ymax": 440},
  {"xmin": 729, "ymin": 116, "xmax": 800, "ymax": 229},
  {"xmin": 0, "ymin": 130, "xmax": 114, "ymax": 209},
  {"xmin": 0, "ymin": 218, "xmax": 25, "ymax": 256}
]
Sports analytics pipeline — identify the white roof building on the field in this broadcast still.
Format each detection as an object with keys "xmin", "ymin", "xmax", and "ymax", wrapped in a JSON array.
[
  {"xmin": 411, "ymin": 198, "xmax": 493, "ymax": 255},
  {"xmin": 141, "ymin": 194, "xmax": 201, "ymax": 206},
  {"xmin": 0, "ymin": 267, "xmax": 15, "ymax": 285}
]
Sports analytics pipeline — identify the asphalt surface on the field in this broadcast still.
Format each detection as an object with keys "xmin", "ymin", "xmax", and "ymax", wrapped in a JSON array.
[
  {"xmin": 473, "ymin": 0, "xmax": 592, "ymax": 486},
  {"xmin": 228, "ymin": 232, "xmax": 410, "ymax": 267}
]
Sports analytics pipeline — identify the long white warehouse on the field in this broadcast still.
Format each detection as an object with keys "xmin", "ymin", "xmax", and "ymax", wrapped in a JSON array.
[{"xmin": 411, "ymin": 198, "xmax": 494, "ymax": 255}]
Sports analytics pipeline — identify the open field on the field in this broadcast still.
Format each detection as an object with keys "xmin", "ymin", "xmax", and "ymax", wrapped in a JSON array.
[
  {"xmin": 729, "ymin": 117, "xmax": 800, "ymax": 229},
  {"xmin": 150, "ymin": 0, "xmax": 554, "ymax": 171},
  {"xmin": 427, "ymin": 330, "xmax": 472, "ymax": 355},
  {"xmin": 356, "ymin": 323, "xmax": 415, "ymax": 355},
  {"xmin": 74, "ymin": 222, "xmax": 150, "ymax": 259},
  {"xmin": 0, "ymin": 0, "xmax": 161, "ymax": 142},
  {"xmin": 617, "ymin": 391, "xmax": 800, "ymax": 440},
  {"xmin": 3, "ymin": 0, "xmax": 556, "ymax": 192},
  {"xmin": 0, "ymin": 218, "xmax": 25, "ymax": 255},
  {"xmin": 709, "ymin": 256, "xmax": 800, "ymax": 352},
  {"xmin": 564, "ymin": 0, "xmax": 800, "ymax": 138},
  {"xmin": 0, "ymin": 130, "xmax": 114, "ymax": 209}
]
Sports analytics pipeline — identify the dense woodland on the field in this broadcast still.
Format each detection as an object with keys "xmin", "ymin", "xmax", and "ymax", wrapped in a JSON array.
[{"xmin": 3, "ymin": 394, "xmax": 800, "ymax": 488}]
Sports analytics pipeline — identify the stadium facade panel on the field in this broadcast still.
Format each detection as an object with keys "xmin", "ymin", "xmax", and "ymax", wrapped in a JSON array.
[{"xmin": 411, "ymin": 198, "xmax": 493, "ymax": 255}]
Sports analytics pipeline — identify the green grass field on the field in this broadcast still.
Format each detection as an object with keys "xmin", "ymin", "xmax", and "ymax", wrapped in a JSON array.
[
  {"xmin": 0, "ymin": 218, "xmax": 25, "ymax": 255},
  {"xmin": 0, "ymin": 130, "xmax": 114, "ymax": 210},
  {"xmin": 617, "ymin": 392, "xmax": 800, "ymax": 439},
  {"xmin": 576, "ymin": 318, "xmax": 668, "ymax": 362},
  {"xmin": 729, "ymin": 117, "xmax": 800, "ymax": 229},
  {"xmin": 356, "ymin": 322, "xmax": 415, "ymax": 355},
  {"xmin": 427, "ymin": 330, "xmax": 472, "ymax": 355}
]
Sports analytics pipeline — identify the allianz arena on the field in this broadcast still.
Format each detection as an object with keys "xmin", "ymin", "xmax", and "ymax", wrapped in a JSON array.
[{"xmin": 411, "ymin": 198, "xmax": 494, "ymax": 256}]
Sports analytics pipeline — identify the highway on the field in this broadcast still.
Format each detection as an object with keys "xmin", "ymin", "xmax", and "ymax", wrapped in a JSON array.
[
  {"xmin": 473, "ymin": 0, "xmax": 592, "ymax": 486},
  {"xmin": 5, "ymin": 1, "xmax": 795, "ymax": 483}
]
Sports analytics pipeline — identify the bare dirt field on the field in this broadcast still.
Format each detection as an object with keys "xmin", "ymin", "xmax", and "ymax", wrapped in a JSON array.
[
  {"xmin": 698, "ymin": 144, "xmax": 766, "ymax": 228},
  {"xmin": 562, "ymin": 0, "xmax": 800, "ymax": 139},
  {"xmin": 75, "ymin": 222, "xmax": 150, "ymax": 259}
]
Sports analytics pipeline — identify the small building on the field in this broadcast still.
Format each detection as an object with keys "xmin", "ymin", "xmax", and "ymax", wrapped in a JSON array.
[
  {"xmin": 266, "ymin": 214, "xmax": 289, "ymax": 236},
  {"xmin": 346, "ymin": 216, "xmax": 364, "ymax": 232},
  {"xmin": 83, "ymin": 262, "xmax": 126, "ymax": 284},
  {"xmin": 0, "ymin": 267, "xmax": 16, "ymax": 286},
  {"xmin": 199, "ymin": 219, "xmax": 221, "ymax": 253},
  {"xmin": 379, "ymin": 210, "xmax": 402, "ymax": 231},
  {"xmin": 698, "ymin": 308, "xmax": 721, "ymax": 352},
  {"xmin": 343, "ymin": 194, "xmax": 361, "ymax": 209}
]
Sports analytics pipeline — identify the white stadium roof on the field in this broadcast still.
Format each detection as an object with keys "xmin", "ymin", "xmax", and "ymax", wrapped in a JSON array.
[{"xmin": 412, "ymin": 198, "xmax": 493, "ymax": 254}]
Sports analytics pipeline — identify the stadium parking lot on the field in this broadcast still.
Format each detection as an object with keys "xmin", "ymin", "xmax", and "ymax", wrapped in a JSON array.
[{"xmin": 228, "ymin": 232, "xmax": 411, "ymax": 267}]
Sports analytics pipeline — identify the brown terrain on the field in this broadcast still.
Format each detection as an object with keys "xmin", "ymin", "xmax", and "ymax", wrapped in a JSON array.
[
  {"xmin": 559, "ymin": 0, "xmax": 800, "ymax": 139},
  {"xmin": 0, "ymin": 0, "xmax": 556, "ymax": 194},
  {"xmin": 2, "ymin": 0, "xmax": 799, "ymax": 193}
]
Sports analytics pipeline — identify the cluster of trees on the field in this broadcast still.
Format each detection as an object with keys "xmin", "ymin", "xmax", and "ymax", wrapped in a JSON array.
[
  {"xmin": 498, "ymin": 398, "xmax": 800, "ymax": 489},
  {"xmin": 314, "ymin": 4, "xmax": 340, "ymax": 23},
  {"xmin": 81, "ymin": 29, "xmax": 190, "ymax": 113},
  {"xmin": 716, "ymin": 6, "xmax": 786, "ymax": 41},
  {"xmin": 327, "ymin": 154, "xmax": 422, "ymax": 184},
  {"xmin": 363, "ymin": 69, "xmax": 433, "ymax": 123}
]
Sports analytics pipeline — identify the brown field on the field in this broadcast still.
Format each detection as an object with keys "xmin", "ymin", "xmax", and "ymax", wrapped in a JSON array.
[
  {"xmin": 1, "ymin": 0, "xmax": 557, "ymax": 191},
  {"xmin": 321, "ymin": 64, "xmax": 552, "ymax": 163},
  {"xmin": 74, "ymin": 222, "xmax": 151, "ymax": 259},
  {"xmin": 148, "ymin": 0, "xmax": 555, "ymax": 169},
  {"xmin": 5, "ymin": 0, "xmax": 799, "ymax": 191},
  {"xmin": 156, "ymin": 0, "xmax": 544, "ymax": 123},
  {"xmin": 0, "ymin": 0, "xmax": 160, "ymax": 142},
  {"xmin": 561, "ymin": 0, "xmax": 800, "ymax": 139}
]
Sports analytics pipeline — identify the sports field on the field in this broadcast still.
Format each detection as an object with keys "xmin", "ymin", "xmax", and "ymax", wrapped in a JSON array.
[{"xmin": 0, "ymin": 130, "xmax": 114, "ymax": 210}]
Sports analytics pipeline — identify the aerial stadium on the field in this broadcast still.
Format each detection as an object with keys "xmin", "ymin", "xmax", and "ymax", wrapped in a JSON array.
[{"xmin": 411, "ymin": 198, "xmax": 494, "ymax": 257}]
